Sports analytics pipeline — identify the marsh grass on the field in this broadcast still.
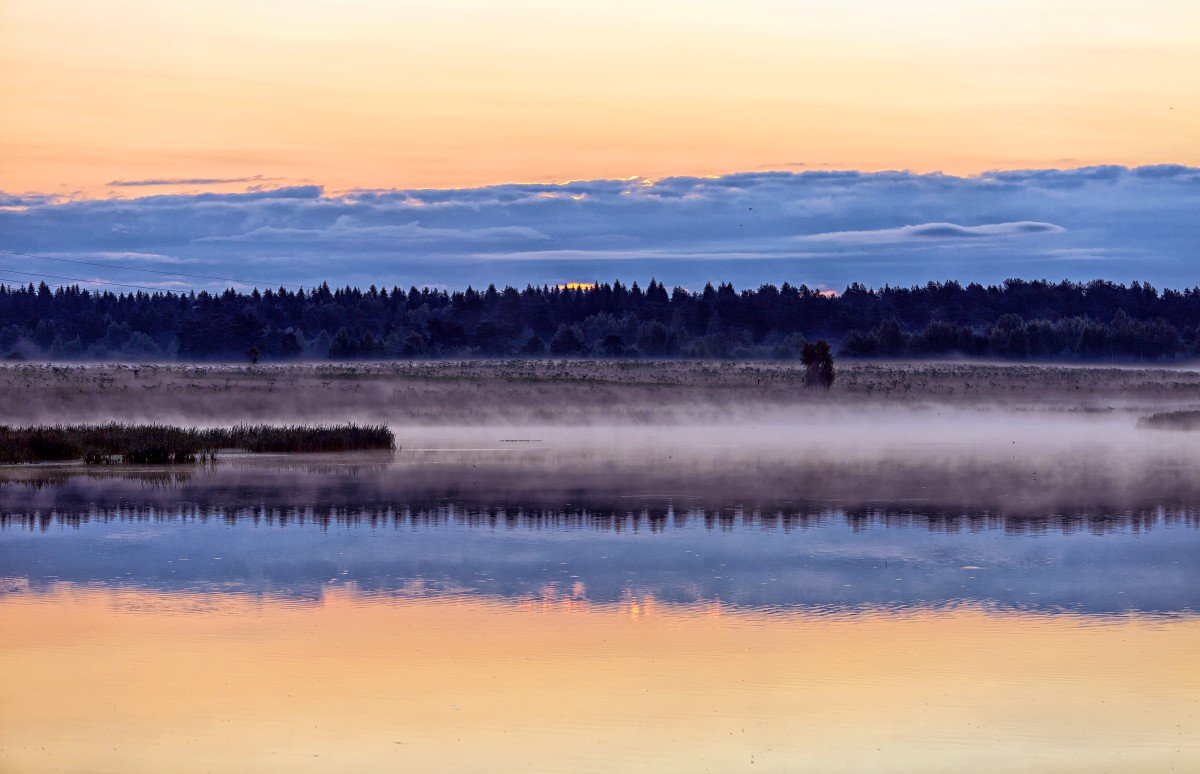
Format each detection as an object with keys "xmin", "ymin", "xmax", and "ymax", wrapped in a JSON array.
[
  {"xmin": 214, "ymin": 424, "xmax": 396, "ymax": 454},
  {"xmin": 1137, "ymin": 409, "xmax": 1200, "ymax": 431},
  {"xmin": 0, "ymin": 423, "xmax": 395, "ymax": 465}
]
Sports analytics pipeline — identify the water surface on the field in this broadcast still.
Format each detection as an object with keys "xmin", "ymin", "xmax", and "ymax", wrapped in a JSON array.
[{"xmin": 1, "ymin": 453, "xmax": 1198, "ymax": 772}]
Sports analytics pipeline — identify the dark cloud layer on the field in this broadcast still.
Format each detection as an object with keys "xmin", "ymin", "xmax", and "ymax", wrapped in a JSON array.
[{"xmin": 1, "ymin": 166, "xmax": 1197, "ymax": 291}]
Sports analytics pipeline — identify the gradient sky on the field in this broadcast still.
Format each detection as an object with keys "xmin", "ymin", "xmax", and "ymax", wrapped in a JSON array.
[
  {"xmin": 0, "ymin": 1, "xmax": 1197, "ymax": 290},
  {"xmin": 2, "ymin": 0, "xmax": 1197, "ymax": 195}
]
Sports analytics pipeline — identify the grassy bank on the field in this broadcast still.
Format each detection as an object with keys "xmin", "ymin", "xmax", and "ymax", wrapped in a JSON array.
[{"xmin": 0, "ymin": 423, "xmax": 395, "ymax": 465}]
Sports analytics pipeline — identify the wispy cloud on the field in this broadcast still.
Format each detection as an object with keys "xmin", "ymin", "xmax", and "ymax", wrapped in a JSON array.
[
  {"xmin": 803, "ymin": 221, "xmax": 1065, "ymax": 244},
  {"xmin": 2, "ymin": 166, "xmax": 1197, "ymax": 291},
  {"xmin": 107, "ymin": 175, "xmax": 281, "ymax": 187}
]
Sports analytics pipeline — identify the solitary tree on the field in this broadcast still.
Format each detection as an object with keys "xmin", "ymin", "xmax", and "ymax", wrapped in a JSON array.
[
  {"xmin": 800, "ymin": 340, "xmax": 835, "ymax": 388},
  {"xmin": 248, "ymin": 346, "xmax": 260, "ymax": 365}
]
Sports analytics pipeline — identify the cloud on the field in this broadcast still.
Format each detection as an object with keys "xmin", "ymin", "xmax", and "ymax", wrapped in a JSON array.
[
  {"xmin": 803, "ymin": 221, "xmax": 1064, "ymax": 244},
  {"xmin": 199, "ymin": 218, "xmax": 551, "ymax": 245},
  {"xmin": 107, "ymin": 175, "xmax": 281, "ymax": 187},
  {"xmin": 0, "ymin": 166, "xmax": 1196, "ymax": 291}
]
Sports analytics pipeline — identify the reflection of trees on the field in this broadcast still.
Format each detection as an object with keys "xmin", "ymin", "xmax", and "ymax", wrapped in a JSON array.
[
  {"xmin": 3, "ymin": 499, "xmax": 1196, "ymax": 536},
  {"xmin": 5, "ymin": 454, "xmax": 1200, "ymax": 535}
]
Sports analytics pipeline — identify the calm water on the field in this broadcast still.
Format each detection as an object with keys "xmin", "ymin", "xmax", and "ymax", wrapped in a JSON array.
[{"xmin": 2, "ymin": 453, "xmax": 1198, "ymax": 772}]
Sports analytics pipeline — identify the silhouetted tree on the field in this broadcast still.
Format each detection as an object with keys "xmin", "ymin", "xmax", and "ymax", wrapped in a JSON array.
[
  {"xmin": 637, "ymin": 320, "xmax": 675, "ymax": 356},
  {"xmin": 329, "ymin": 328, "xmax": 355, "ymax": 359},
  {"xmin": 519, "ymin": 333, "xmax": 547, "ymax": 355},
  {"xmin": 599, "ymin": 333, "xmax": 626, "ymax": 357},
  {"xmin": 279, "ymin": 330, "xmax": 304, "ymax": 358},
  {"xmin": 877, "ymin": 319, "xmax": 903, "ymax": 356},
  {"xmin": 400, "ymin": 332, "xmax": 427, "ymax": 357},
  {"xmin": 549, "ymin": 324, "xmax": 586, "ymax": 355},
  {"xmin": 801, "ymin": 340, "xmax": 835, "ymax": 388}
]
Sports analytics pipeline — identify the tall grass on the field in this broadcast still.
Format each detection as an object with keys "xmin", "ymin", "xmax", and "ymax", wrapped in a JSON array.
[
  {"xmin": 216, "ymin": 424, "xmax": 395, "ymax": 453},
  {"xmin": 1137, "ymin": 409, "xmax": 1200, "ymax": 431},
  {"xmin": 0, "ymin": 423, "xmax": 394, "ymax": 465}
]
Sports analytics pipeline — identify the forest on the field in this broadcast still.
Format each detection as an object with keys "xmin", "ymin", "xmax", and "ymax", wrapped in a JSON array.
[{"xmin": 1, "ymin": 278, "xmax": 1197, "ymax": 362}]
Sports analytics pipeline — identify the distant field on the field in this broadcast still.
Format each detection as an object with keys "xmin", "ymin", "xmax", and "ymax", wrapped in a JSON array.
[{"xmin": 0, "ymin": 360, "xmax": 1196, "ymax": 426}]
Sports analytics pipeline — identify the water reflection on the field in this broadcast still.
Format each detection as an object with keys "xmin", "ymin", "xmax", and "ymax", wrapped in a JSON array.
[
  {"xmin": 2, "ymin": 457, "xmax": 1199, "ymax": 772},
  {"xmin": 2, "ymin": 491, "xmax": 1197, "ymax": 617},
  {"xmin": 4, "ymin": 434, "xmax": 1200, "ymax": 520},
  {"xmin": 2, "ymin": 588, "xmax": 1198, "ymax": 773}
]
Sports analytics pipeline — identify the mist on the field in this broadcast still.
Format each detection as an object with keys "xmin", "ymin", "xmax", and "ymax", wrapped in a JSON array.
[{"xmin": 1, "ymin": 362, "xmax": 1198, "ymax": 516}]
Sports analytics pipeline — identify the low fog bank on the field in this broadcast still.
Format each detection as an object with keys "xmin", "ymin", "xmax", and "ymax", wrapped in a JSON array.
[
  {"xmin": 3, "ymin": 433, "xmax": 1199, "ymax": 520},
  {"xmin": 1, "ymin": 362, "xmax": 1197, "ymax": 496}
]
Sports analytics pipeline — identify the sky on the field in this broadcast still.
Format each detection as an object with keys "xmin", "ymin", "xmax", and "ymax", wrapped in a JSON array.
[
  {"xmin": 1, "ymin": 0, "xmax": 1197, "ymax": 290},
  {"xmin": 3, "ymin": 166, "xmax": 1197, "ymax": 291}
]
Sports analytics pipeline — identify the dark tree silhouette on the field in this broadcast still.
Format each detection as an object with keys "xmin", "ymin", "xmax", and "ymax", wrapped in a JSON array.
[
  {"xmin": 549, "ymin": 324, "xmax": 586, "ymax": 356},
  {"xmin": 877, "ymin": 319, "xmax": 903, "ymax": 356},
  {"xmin": 1, "ymin": 278, "xmax": 1197, "ymax": 362},
  {"xmin": 600, "ymin": 334, "xmax": 627, "ymax": 357},
  {"xmin": 800, "ymin": 340, "xmax": 835, "ymax": 388},
  {"xmin": 519, "ymin": 333, "xmax": 548, "ymax": 355}
]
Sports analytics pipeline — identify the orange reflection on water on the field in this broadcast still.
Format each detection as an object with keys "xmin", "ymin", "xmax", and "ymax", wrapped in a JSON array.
[{"xmin": 1, "ymin": 586, "xmax": 1197, "ymax": 772}]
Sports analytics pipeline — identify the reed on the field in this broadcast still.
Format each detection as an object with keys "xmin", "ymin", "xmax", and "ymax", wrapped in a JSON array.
[
  {"xmin": 0, "ymin": 423, "xmax": 394, "ymax": 465},
  {"xmin": 217, "ymin": 424, "xmax": 396, "ymax": 453},
  {"xmin": 1137, "ymin": 409, "xmax": 1200, "ymax": 431}
]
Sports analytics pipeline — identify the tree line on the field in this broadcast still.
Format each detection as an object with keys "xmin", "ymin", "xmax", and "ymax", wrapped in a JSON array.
[{"xmin": 1, "ymin": 278, "xmax": 1197, "ymax": 362}]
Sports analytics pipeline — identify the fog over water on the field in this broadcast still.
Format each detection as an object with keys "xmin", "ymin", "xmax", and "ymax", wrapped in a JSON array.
[
  {"xmin": 2, "ymin": 361, "xmax": 1199, "ymax": 774},
  {"xmin": 3, "ymin": 413, "xmax": 1198, "ymax": 617},
  {"xmin": 4, "ymin": 362, "xmax": 1199, "ymax": 529},
  {"xmin": 3, "ymin": 360, "xmax": 1198, "ymax": 614}
]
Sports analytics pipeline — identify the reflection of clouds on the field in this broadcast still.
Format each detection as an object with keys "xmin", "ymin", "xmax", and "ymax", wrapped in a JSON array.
[
  {"xmin": 2, "ymin": 510, "xmax": 1196, "ymax": 617},
  {"xmin": 101, "ymin": 529, "xmax": 169, "ymax": 543},
  {"xmin": 1, "ymin": 431, "xmax": 1197, "ymax": 620}
]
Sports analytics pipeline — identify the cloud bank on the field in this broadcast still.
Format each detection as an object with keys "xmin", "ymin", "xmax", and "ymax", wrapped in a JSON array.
[{"xmin": 1, "ymin": 166, "xmax": 1197, "ymax": 291}]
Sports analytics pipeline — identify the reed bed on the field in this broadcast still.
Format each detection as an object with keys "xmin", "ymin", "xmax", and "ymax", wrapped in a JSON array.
[
  {"xmin": 1137, "ymin": 409, "xmax": 1200, "ymax": 431},
  {"xmin": 214, "ymin": 424, "xmax": 396, "ymax": 453},
  {"xmin": 0, "ymin": 423, "xmax": 394, "ymax": 465}
]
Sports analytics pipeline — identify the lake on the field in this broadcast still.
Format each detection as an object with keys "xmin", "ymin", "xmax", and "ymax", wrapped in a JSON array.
[{"xmin": 2, "ymin": 442, "xmax": 1198, "ymax": 772}]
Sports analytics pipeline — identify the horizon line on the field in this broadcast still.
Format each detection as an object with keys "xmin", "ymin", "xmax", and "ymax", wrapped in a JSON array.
[{"xmin": 5, "ymin": 162, "xmax": 1198, "ymax": 203}]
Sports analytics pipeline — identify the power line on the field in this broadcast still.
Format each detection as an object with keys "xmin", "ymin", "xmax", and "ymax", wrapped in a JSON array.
[
  {"xmin": 0, "ymin": 267, "xmax": 183, "ymax": 293},
  {"xmin": 0, "ymin": 248, "xmax": 291, "ymax": 288}
]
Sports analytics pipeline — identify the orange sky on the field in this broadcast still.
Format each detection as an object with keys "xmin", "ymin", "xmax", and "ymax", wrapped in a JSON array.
[
  {"xmin": 1, "ymin": 0, "xmax": 1198, "ymax": 196},
  {"xmin": 3, "ymin": 586, "xmax": 1198, "ymax": 772}
]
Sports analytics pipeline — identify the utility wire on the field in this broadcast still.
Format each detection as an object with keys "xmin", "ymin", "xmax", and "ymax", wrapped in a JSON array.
[
  {"xmin": 0, "ymin": 267, "xmax": 185, "ymax": 293},
  {"xmin": 0, "ymin": 248, "xmax": 291, "ymax": 289}
]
